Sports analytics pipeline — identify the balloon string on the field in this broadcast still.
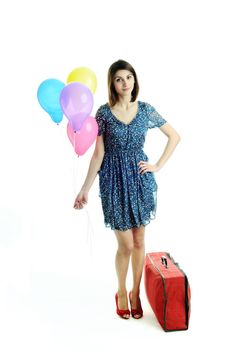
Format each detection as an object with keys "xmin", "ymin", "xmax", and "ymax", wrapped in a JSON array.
[
  {"xmin": 83, "ymin": 206, "xmax": 94, "ymax": 257},
  {"xmin": 73, "ymin": 131, "xmax": 94, "ymax": 257}
]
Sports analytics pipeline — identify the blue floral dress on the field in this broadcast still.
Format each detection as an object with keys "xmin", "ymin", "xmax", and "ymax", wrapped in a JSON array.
[{"xmin": 95, "ymin": 101, "xmax": 167, "ymax": 231}]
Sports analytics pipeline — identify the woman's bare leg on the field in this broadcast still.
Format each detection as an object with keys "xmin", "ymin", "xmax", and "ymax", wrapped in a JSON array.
[
  {"xmin": 114, "ymin": 228, "xmax": 134, "ymax": 318},
  {"xmin": 131, "ymin": 224, "xmax": 145, "ymax": 318}
]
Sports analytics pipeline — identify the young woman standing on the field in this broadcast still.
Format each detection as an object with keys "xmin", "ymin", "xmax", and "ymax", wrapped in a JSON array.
[{"xmin": 74, "ymin": 59, "xmax": 181, "ymax": 319}]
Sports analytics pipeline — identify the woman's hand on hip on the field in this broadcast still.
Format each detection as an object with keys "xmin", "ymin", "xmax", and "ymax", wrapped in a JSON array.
[{"xmin": 138, "ymin": 161, "xmax": 161, "ymax": 174}]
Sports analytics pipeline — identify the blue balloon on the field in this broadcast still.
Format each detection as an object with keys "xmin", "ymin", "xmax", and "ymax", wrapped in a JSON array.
[{"xmin": 37, "ymin": 79, "xmax": 65, "ymax": 124}]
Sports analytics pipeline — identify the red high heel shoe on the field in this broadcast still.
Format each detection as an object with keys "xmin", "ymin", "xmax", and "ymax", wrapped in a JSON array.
[
  {"xmin": 115, "ymin": 293, "xmax": 130, "ymax": 319},
  {"xmin": 129, "ymin": 291, "xmax": 143, "ymax": 319}
]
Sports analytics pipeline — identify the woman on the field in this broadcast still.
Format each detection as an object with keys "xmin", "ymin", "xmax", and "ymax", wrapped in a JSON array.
[{"xmin": 73, "ymin": 59, "xmax": 181, "ymax": 319}]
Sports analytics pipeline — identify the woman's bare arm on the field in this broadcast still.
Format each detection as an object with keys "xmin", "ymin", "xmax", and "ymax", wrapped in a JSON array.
[
  {"xmin": 155, "ymin": 122, "xmax": 181, "ymax": 170},
  {"xmin": 81, "ymin": 135, "xmax": 105, "ymax": 192},
  {"xmin": 73, "ymin": 135, "xmax": 105, "ymax": 209}
]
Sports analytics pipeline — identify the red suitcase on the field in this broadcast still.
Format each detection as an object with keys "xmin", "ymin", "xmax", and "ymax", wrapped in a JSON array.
[{"xmin": 144, "ymin": 252, "xmax": 191, "ymax": 331}]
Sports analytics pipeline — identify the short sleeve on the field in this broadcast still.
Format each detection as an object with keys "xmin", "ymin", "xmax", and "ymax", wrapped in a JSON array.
[
  {"xmin": 145, "ymin": 102, "xmax": 167, "ymax": 128},
  {"xmin": 95, "ymin": 106, "xmax": 106, "ymax": 136}
]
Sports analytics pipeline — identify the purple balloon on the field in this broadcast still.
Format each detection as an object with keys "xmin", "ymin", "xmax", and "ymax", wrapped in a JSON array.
[{"xmin": 59, "ymin": 82, "xmax": 94, "ymax": 131}]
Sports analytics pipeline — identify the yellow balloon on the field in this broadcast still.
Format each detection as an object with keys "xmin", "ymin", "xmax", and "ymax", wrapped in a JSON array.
[{"xmin": 67, "ymin": 67, "xmax": 97, "ymax": 94}]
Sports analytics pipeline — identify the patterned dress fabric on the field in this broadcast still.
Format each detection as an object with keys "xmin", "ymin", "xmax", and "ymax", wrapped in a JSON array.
[{"xmin": 95, "ymin": 101, "xmax": 167, "ymax": 231}]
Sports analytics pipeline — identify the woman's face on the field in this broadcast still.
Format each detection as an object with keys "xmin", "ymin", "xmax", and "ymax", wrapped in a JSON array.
[{"xmin": 113, "ymin": 69, "xmax": 135, "ymax": 98}]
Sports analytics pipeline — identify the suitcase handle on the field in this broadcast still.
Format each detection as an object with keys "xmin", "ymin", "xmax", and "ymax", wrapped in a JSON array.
[{"xmin": 161, "ymin": 256, "xmax": 168, "ymax": 268}]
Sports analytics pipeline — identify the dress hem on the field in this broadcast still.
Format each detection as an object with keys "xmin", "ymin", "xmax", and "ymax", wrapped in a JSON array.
[
  {"xmin": 103, "ymin": 211, "xmax": 157, "ymax": 232},
  {"xmin": 99, "ymin": 189, "xmax": 157, "ymax": 231}
]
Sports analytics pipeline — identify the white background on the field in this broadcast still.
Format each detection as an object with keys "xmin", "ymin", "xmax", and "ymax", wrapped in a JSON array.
[{"xmin": 0, "ymin": 0, "xmax": 232, "ymax": 349}]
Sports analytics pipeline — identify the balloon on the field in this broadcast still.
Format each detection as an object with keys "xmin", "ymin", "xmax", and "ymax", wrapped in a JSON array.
[
  {"xmin": 67, "ymin": 116, "xmax": 98, "ymax": 156},
  {"xmin": 60, "ymin": 82, "xmax": 93, "ymax": 132},
  {"xmin": 67, "ymin": 67, "xmax": 97, "ymax": 94},
  {"xmin": 37, "ymin": 79, "xmax": 65, "ymax": 123}
]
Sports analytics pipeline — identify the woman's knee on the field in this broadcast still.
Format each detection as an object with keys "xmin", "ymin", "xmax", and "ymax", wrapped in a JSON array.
[
  {"xmin": 133, "ymin": 239, "xmax": 145, "ymax": 249},
  {"xmin": 118, "ymin": 242, "xmax": 134, "ymax": 256},
  {"xmin": 115, "ymin": 229, "xmax": 134, "ymax": 256},
  {"xmin": 132, "ymin": 225, "xmax": 145, "ymax": 249}
]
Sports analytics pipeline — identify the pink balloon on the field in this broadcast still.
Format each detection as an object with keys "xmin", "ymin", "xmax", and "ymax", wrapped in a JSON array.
[
  {"xmin": 60, "ymin": 82, "xmax": 94, "ymax": 132},
  {"xmin": 67, "ymin": 116, "xmax": 98, "ymax": 156}
]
